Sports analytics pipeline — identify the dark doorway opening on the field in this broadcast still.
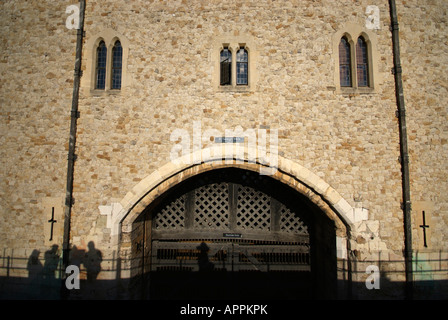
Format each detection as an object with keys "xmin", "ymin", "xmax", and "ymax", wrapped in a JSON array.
[
  {"xmin": 133, "ymin": 168, "xmax": 336, "ymax": 299},
  {"xmin": 149, "ymin": 239, "xmax": 312, "ymax": 300}
]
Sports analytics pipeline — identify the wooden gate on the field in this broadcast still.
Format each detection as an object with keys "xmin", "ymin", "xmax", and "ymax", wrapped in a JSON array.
[
  {"xmin": 147, "ymin": 170, "xmax": 313, "ymax": 299},
  {"xmin": 151, "ymin": 240, "xmax": 310, "ymax": 272}
]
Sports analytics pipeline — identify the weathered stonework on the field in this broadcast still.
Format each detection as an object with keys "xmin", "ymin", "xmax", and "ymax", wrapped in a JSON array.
[{"xmin": 1, "ymin": 0, "xmax": 447, "ymax": 300}]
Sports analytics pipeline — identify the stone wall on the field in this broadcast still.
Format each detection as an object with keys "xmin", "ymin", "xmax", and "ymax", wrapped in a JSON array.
[
  {"xmin": 76, "ymin": 0, "xmax": 403, "ymax": 258},
  {"xmin": 1, "ymin": 0, "xmax": 447, "ymax": 299},
  {"xmin": 0, "ymin": 0, "xmax": 78, "ymax": 251},
  {"xmin": 397, "ymin": 0, "xmax": 448, "ymax": 250}
]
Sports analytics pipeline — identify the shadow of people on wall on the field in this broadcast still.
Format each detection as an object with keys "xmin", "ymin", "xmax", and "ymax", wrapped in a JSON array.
[
  {"xmin": 69, "ymin": 245, "xmax": 84, "ymax": 271},
  {"xmin": 42, "ymin": 244, "xmax": 60, "ymax": 299},
  {"xmin": 26, "ymin": 249, "xmax": 43, "ymax": 297},
  {"xmin": 82, "ymin": 241, "xmax": 103, "ymax": 298},
  {"xmin": 84, "ymin": 241, "xmax": 102, "ymax": 282},
  {"xmin": 43, "ymin": 244, "xmax": 60, "ymax": 279},
  {"xmin": 82, "ymin": 241, "xmax": 103, "ymax": 299},
  {"xmin": 57, "ymin": 242, "xmax": 104, "ymax": 299}
]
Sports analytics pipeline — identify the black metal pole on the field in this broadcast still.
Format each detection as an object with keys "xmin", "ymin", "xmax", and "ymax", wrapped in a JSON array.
[
  {"xmin": 389, "ymin": 0, "xmax": 413, "ymax": 300},
  {"xmin": 61, "ymin": 0, "xmax": 85, "ymax": 298}
]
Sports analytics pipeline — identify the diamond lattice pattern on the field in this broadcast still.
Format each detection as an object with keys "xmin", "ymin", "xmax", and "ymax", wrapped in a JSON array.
[
  {"xmin": 237, "ymin": 185, "xmax": 271, "ymax": 231},
  {"xmin": 154, "ymin": 182, "xmax": 308, "ymax": 235},
  {"xmin": 280, "ymin": 204, "xmax": 308, "ymax": 235},
  {"xmin": 155, "ymin": 195, "xmax": 186, "ymax": 230},
  {"xmin": 194, "ymin": 183, "xmax": 229, "ymax": 229}
]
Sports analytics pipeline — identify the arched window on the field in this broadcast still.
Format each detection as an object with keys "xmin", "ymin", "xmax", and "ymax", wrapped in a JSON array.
[
  {"xmin": 111, "ymin": 40, "xmax": 123, "ymax": 90},
  {"xmin": 236, "ymin": 47, "xmax": 248, "ymax": 85},
  {"xmin": 339, "ymin": 37, "xmax": 351, "ymax": 87},
  {"xmin": 95, "ymin": 41, "xmax": 107, "ymax": 89},
  {"xmin": 220, "ymin": 48, "xmax": 232, "ymax": 86},
  {"xmin": 356, "ymin": 36, "xmax": 369, "ymax": 87}
]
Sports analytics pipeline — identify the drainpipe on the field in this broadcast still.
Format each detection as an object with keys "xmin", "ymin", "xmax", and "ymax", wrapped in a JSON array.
[
  {"xmin": 62, "ymin": 0, "xmax": 86, "ymax": 291},
  {"xmin": 388, "ymin": 0, "xmax": 413, "ymax": 299}
]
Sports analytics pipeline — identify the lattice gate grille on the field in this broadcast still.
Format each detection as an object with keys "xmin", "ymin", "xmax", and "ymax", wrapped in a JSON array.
[
  {"xmin": 280, "ymin": 204, "xmax": 309, "ymax": 235},
  {"xmin": 194, "ymin": 182, "xmax": 229, "ymax": 229},
  {"xmin": 153, "ymin": 182, "xmax": 309, "ymax": 237},
  {"xmin": 236, "ymin": 185, "xmax": 271, "ymax": 231},
  {"xmin": 154, "ymin": 194, "xmax": 186, "ymax": 230}
]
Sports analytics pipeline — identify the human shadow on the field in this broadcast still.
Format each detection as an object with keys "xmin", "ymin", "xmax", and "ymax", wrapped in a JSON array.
[
  {"xmin": 80, "ymin": 241, "xmax": 103, "ymax": 298},
  {"xmin": 62, "ymin": 242, "xmax": 103, "ymax": 298},
  {"xmin": 68, "ymin": 245, "xmax": 84, "ymax": 271},
  {"xmin": 25, "ymin": 245, "xmax": 60, "ymax": 299},
  {"xmin": 42, "ymin": 244, "xmax": 60, "ymax": 298},
  {"xmin": 26, "ymin": 249, "xmax": 43, "ymax": 297},
  {"xmin": 60, "ymin": 242, "xmax": 103, "ymax": 298},
  {"xmin": 84, "ymin": 241, "xmax": 103, "ymax": 282},
  {"xmin": 194, "ymin": 242, "xmax": 222, "ymax": 299},
  {"xmin": 197, "ymin": 242, "xmax": 214, "ymax": 272},
  {"xmin": 42, "ymin": 244, "xmax": 60, "ymax": 281},
  {"xmin": 24, "ymin": 242, "xmax": 104, "ymax": 299}
]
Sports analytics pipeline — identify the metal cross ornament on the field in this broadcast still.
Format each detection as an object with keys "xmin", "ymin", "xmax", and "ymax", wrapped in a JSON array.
[
  {"xmin": 48, "ymin": 207, "xmax": 57, "ymax": 241},
  {"xmin": 419, "ymin": 211, "xmax": 429, "ymax": 248}
]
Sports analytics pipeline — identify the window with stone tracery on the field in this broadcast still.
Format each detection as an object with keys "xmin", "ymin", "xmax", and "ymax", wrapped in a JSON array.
[
  {"xmin": 336, "ymin": 31, "xmax": 374, "ymax": 92},
  {"xmin": 213, "ymin": 38, "xmax": 257, "ymax": 91},
  {"xmin": 87, "ymin": 30, "xmax": 128, "ymax": 93}
]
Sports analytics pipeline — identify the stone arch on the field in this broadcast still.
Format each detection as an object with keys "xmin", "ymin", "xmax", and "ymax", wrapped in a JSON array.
[
  {"xmin": 102, "ymin": 145, "xmax": 369, "ymax": 299},
  {"xmin": 113, "ymin": 145, "xmax": 360, "ymax": 244}
]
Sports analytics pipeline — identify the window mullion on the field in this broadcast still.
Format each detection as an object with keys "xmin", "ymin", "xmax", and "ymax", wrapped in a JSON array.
[{"xmin": 231, "ymin": 48, "xmax": 236, "ymax": 86}]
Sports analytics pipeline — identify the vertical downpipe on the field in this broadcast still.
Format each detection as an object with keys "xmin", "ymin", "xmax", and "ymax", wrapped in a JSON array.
[
  {"xmin": 389, "ymin": 0, "xmax": 413, "ymax": 299},
  {"xmin": 62, "ymin": 0, "xmax": 86, "ymax": 297}
]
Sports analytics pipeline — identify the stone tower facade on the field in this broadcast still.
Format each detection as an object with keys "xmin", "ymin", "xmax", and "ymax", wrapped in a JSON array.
[{"xmin": 1, "ymin": 0, "xmax": 447, "ymax": 300}]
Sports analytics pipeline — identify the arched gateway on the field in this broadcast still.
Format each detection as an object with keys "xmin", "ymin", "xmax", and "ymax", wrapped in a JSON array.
[
  {"xmin": 147, "ymin": 168, "xmax": 324, "ymax": 299},
  {"xmin": 116, "ymin": 148, "xmax": 353, "ymax": 299}
]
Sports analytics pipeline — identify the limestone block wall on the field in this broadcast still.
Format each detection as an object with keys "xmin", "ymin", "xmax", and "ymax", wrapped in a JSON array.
[
  {"xmin": 75, "ymin": 0, "xmax": 404, "ymax": 258},
  {"xmin": 0, "ymin": 1, "xmax": 78, "ymax": 253},
  {"xmin": 0, "ymin": 0, "xmax": 447, "ymax": 299},
  {"xmin": 397, "ymin": 0, "xmax": 448, "ymax": 250}
]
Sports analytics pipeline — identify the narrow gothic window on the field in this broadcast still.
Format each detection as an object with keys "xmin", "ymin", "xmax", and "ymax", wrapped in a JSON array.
[
  {"xmin": 356, "ymin": 37, "xmax": 369, "ymax": 87},
  {"xmin": 95, "ymin": 41, "xmax": 107, "ymax": 90},
  {"xmin": 220, "ymin": 48, "xmax": 232, "ymax": 85},
  {"xmin": 236, "ymin": 47, "xmax": 248, "ymax": 85},
  {"xmin": 339, "ymin": 37, "xmax": 351, "ymax": 87},
  {"xmin": 111, "ymin": 40, "xmax": 123, "ymax": 90}
]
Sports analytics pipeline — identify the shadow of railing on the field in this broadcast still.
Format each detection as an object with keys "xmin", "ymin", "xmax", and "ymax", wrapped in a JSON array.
[
  {"xmin": 0, "ymin": 245, "xmax": 138, "ymax": 300},
  {"xmin": 336, "ymin": 249, "xmax": 448, "ymax": 299},
  {"xmin": 1, "ymin": 247, "xmax": 447, "ymax": 300}
]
